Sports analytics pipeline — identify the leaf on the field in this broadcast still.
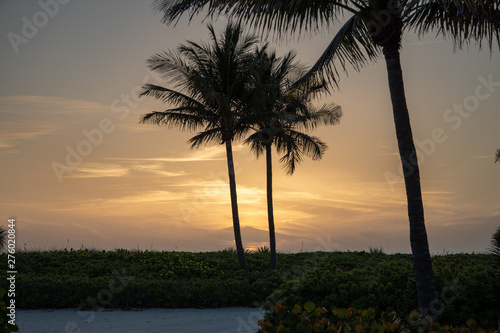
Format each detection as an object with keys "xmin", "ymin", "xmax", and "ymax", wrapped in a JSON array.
[
  {"xmin": 466, "ymin": 319, "xmax": 477, "ymax": 328},
  {"xmin": 389, "ymin": 322, "xmax": 399, "ymax": 332},
  {"xmin": 316, "ymin": 307, "xmax": 327, "ymax": 315},
  {"xmin": 362, "ymin": 308, "xmax": 376, "ymax": 319},
  {"xmin": 370, "ymin": 322, "xmax": 385, "ymax": 333},
  {"xmin": 292, "ymin": 304, "xmax": 302, "ymax": 315},
  {"xmin": 304, "ymin": 301, "xmax": 315, "ymax": 313},
  {"xmin": 336, "ymin": 308, "xmax": 348, "ymax": 320}
]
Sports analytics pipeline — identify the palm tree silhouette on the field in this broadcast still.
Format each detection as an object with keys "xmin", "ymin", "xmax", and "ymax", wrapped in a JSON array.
[
  {"xmin": 153, "ymin": 0, "xmax": 500, "ymax": 318},
  {"xmin": 140, "ymin": 22, "xmax": 262, "ymax": 271},
  {"xmin": 246, "ymin": 47, "xmax": 342, "ymax": 269}
]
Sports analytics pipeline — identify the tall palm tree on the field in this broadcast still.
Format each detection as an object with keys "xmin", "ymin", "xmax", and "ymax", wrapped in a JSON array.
[
  {"xmin": 246, "ymin": 47, "xmax": 342, "ymax": 269},
  {"xmin": 140, "ymin": 22, "xmax": 261, "ymax": 271},
  {"xmin": 152, "ymin": 0, "xmax": 500, "ymax": 318}
]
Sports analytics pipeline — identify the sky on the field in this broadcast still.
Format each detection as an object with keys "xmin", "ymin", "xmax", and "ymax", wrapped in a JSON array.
[{"xmin": 1, "ymin": 0, "xmax": 499, "ymax": 254}]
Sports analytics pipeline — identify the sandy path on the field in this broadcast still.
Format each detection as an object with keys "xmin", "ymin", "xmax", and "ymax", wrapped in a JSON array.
[{"xmin": 17, "ymin": 307, "xmax": 265, "ymax": 333}]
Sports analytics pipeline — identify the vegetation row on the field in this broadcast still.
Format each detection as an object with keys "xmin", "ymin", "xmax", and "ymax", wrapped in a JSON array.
[{"xmin": 0, "ymin": 250, "xmax": 498, "ymax": 328}]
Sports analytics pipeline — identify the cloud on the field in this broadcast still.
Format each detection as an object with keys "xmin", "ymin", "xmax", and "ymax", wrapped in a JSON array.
[
  {"xmin": 130, "ymin": 163, "xmax": 188, "ymax": 177},
  {"xmin": 0, "ymin": 121, "xmax": 58, "ymax": 149},
  {"xmin": 108, "ymin": 190, "xmax": 187, "ymax": 204},
  {"xmin": 64, "ymin": 163, "xmax": 131, "ymax": 179},
  {"xmin": 72, "ymin": 223, "xmax": 111, "ymax": 239},
  {"xmin": 0, "ymin": 95, "xmax": 110, "ymax": 152},
  {"xmin": 110, "ymin": 146, "xmax": 227, "ymax": 162},
  {"xmin": 0, "ymin": 95, "xmax": 106, "ymax": 115}
]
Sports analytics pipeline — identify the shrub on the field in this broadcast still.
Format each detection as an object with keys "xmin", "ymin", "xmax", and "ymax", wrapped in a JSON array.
[
  {"xmin": 264, "ymin": 254, "xmax": 500, "ymax": 327},
  {"xmin": 258, "ymin": 303, "xmax": 500, "ymax": 333}
]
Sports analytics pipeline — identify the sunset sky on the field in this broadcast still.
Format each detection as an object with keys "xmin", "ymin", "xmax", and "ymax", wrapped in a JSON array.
[{"xmin": 1, "ymin": 1, "xmax": 499, "ymax": 254}]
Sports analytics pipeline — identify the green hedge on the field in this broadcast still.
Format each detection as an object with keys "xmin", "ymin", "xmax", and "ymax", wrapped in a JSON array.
[
  {"xmin": 258, "ymin": 303, "xmax": 500, "ymax": 333},
  {"xmin": 263, "ymin": 254, "xmax": 500, "ymax": 327},
  {"xmin": 1, "ymin": 249, "xmax": 498, "ymax": 327}
]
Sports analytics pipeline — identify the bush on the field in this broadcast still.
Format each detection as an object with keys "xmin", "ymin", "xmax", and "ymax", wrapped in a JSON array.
[
  {"xmin": 264, "ymin": 256, "xmax": 416, "ymax": 316},
  {"xmin": 264, "ymin": 254, "xmax": 500, "ymax": 327},
  {"xmin": 258, "ymin": 303, "xmax": 500, "ymax": 333}
]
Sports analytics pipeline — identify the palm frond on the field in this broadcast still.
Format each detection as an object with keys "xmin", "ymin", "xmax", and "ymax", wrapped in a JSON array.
[
  {"xmin": 405, "ymin": 0, "xmax": 500, "ymax": 51},
  {"xmin": 154, "ymin": 0, "xmax": 356, "ymax": 35},
  {"xmin": 188, "ymin": 127, "xmax": 225, "ymax": 148},
  {"xmin": 243, "ymin": 131, "xmax": 266, "ymax": 158},
  {"xmin": 295, "ymin": 14, "xmax": 380, "ymax": 88},
  {"xmin": 293, "ymin": 103, "xmax": 343, "ymax": 131},
  {"xmin": 140, "ymin": 110, "xmax": 206, "ymax": 131},
  {"xmin": 276, "ymin": 130, "xmax": 327, "ymax": 174},
  {"xmin": 491, "ymin": 225, "xmax": 500, "ymax": 259},
  {"xmin": 140, "ymin": 83, "xmax": 204, "ymax": 107}
]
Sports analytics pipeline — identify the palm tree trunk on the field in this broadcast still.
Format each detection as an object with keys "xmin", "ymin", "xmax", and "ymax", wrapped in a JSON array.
[
  {"xmin": 225, "ymin": 139, "xmax": 248, "ymax": 271},
  {"xmin": 266, "ymin": 145, "xmax": 277, "ymax": 269},
  {"xmin": 384, "ymin": 50, "xmax": 438, "ymax": 320}
]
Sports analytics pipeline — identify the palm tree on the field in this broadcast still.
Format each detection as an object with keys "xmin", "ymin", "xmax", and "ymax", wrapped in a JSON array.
[
  {"xmin": 495, "ymin": 149, "xmax": 500, "ymax": 163},
  {"xmin": 140, "ymin": 22, "xmax": 262, "ymax": 271},
  {"xmin": 152, "ymin": 0, "xmax": 500, "ymax": 318},
  {"xmin": 246, "ymin": 47, "xmax": 342, "ymax": 269}
]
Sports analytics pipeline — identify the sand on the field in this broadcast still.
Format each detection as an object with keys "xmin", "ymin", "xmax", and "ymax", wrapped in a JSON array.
[{"xmin": 17, "ymin": 307, "xmax": 265, "ymax": 333}]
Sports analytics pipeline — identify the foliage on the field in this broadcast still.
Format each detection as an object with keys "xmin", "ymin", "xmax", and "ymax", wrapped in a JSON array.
[
  {"xmin": 0, "ymin": 287, "xmax": 19, "ymax": 332},
  {"xmin": 255, "ymin": 246, "xmax": 271, "ymax": 253},
  {"xmin": 264, "ymin": 254, "xmax": 500, "ymax": 327},
  {"xmin": 257, "ymin": 303, "xmax": 500, "ymax": 333},
  {"xmin": 490, "ymin": 226, "xmax": 500, "ymax": 262},
  {"xmin": 1, "ymin": 249, "xmax": 498, "ymax": 323},
  {"xmin": 0, "ymin": 226, "xmax": 6, "ymax": 251}
]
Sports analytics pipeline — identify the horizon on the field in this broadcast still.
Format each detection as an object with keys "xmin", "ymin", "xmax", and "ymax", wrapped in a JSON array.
[{"xmin": 1, "ymin": 1, "xmax": 499, "ymax": 255}]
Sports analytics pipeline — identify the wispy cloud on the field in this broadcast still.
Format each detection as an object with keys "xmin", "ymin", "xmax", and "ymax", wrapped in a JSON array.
[
  {"xmin": 64, "ymin": 163, "xmax": 130, "ymax": 179},
  {"xmin": 0, "ymin": 95, "xmax": 109, "ymax": 153},
  {"xmin": 130, "ymin": 163, "xmax": 188, "ymax": 177},
  {"xmin": 0, "ymin": 121, "xmax": 58, "ymax": 149},
  {"xmin": 72, "ymin": 223, "xmax": 111, "ymax": 239},
  {"xmin": 0, "ymin": 95, "xmax": 106, "ymax": 115},
  {"xmin": 108, "ymin": 190, "xmax": 187, "ymax": 204},
  {"xmin": 109, "ymin": 145, "xmax": 230, "ymax": 163}
]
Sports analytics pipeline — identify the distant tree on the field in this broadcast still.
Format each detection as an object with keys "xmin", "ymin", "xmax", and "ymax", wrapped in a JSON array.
[
  {"xmin": 0, "ymin": 226, "xmax": 6, "ymax": 251},
  {"xmin": 491, "ymin": 225, "xmax": 500, "ymax": 266},
  {"xmin": 153, "ymin": 0, "xmax": 500, "ymax": 319},
  {"xmin": 246, "ymin": 47, "xmax": 341, "ymax": 269},
  {"xmin": 140, "ymin": 22, "xmax": 261, "ymax": 271},
  {"xmin": 495, "ymin": 149, "xmax": 500, "ymax": 163}
]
